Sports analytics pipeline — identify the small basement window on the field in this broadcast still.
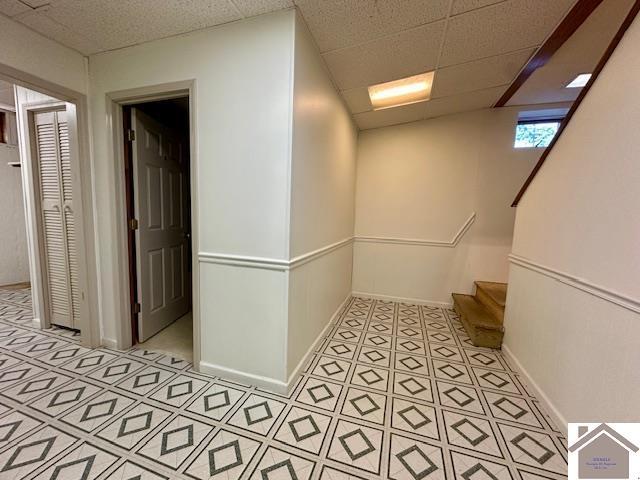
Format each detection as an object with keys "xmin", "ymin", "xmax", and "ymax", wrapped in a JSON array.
[
  {"xmin": 513, "ymin": 108, "xmax": 568, "ymax": 149},
  {"xmin": 514, "ymin": 120, "xmax": 561, "ymax": 148}
]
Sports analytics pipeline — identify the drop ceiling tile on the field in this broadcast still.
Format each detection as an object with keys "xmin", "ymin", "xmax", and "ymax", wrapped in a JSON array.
[
  {"xmin": 21, "ymin": 0, "xmax": 49, "ymax": 7},
  {"xmin": 294, "ymin": 0, "xmax": 450, "ymax": 53},
  {"xmin": 355, "ymin": 85, "xmax": 507, "ymax": 130},
  {"xmin": 507, "ymin": 84, "xmax": 580, "ymax": 105},
  {"xmin": 440, "ymin": 0, "xmax": 577, "ymax": 67},
  {"xmin": 0, "ymin": 0, "xmax": 31, "ymax": 17},
  {"xmin": 323, "ymin": 21, "xmax": 445, "ymax": 91},
  {"xmin": 432, "ymin": 47, "xmax": 534, "ymax": 98},
  {"xmin": 38, "ymin": 0, "xmax": 242, "ymax": 53},
  {"xmin": 451, "ymin": 0, "xmax": 507, "ymax": 15},
  {"xmin": 341, "ymin": 87, "xmax": 372, "ymax": 114},
  {"xmin": 231, "ymin": 0, "xmax": 293, "ymax": 17},
  {"xmin": 353, "ymin": 101, "xmax": 427, "ymax": 130},
  {"xmin": 14, "ymin": 10, "xmax": 104, "ymax": 54},
  {"xmin": 424, "ymin": 85, "xmax": 506, "ymax": 119}
]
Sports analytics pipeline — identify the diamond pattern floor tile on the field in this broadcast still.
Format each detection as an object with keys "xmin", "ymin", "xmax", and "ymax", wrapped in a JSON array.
[{"xmin": 0, "ymin": 289, "xmax": 566, "ymax": 479}]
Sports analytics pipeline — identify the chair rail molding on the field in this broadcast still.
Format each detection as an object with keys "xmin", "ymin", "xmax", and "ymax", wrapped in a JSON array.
[
  {"xmin": 354, "ymin": 212, "xmax": 476, "ymax": 247},
  {"xmin": 198, "ymin": 236, "xmax": 354, "ymax": 271},
  {"xmin": 509, "ymin": 254, "xmax": 640, "ymax": 314}
]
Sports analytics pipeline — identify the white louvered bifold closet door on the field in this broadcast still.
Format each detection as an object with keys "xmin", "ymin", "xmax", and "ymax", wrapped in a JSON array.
[{"xmin": 34, "ymin": 109, "xmax": 80, "ymax": 329}]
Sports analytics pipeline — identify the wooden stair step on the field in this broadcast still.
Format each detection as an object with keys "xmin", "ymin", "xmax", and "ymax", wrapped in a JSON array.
[
  {"xmin": 452, "ymin": 293, "xmax": 503, "ymax": 349},
  {"xmin": 474, "ymin": 281, "xmax": 507, "ymax": 323}
]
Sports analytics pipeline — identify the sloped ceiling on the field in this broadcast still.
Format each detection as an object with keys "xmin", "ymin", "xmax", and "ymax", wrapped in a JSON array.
[
  {"xmin": 0, "ymin": 0, "xmax": 589, "ymax": 129},
  {"xmin": 507, "ymin": 0, "xmax": 635, "ymax": 106}
]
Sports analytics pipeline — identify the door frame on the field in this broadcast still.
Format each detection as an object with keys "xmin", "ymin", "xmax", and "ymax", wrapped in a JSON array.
[
  {"xmin": 106, "ymin": 81, "xmax": 200, "ymax": 368},
  {"xmin": 1, "ymin": 64, "xmax": 101, "ymax": 350}
]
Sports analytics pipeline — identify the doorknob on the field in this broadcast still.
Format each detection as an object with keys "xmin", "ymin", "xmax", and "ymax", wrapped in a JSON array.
[{"xmin": 183, "ymin": 232, "xmax": 191, "ymax": 239}]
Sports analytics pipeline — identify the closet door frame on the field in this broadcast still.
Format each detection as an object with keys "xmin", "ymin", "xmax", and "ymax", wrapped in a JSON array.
[{"xmin": 20, "ymin": 100, "xmax": 90, "ymax": 335}]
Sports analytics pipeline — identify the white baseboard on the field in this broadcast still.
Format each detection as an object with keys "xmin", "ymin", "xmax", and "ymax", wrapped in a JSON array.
[
  {"xmin": 31, "ymin": 318, "xmax": 41, "ymax": 329},
  {"xmin": 284, "ymin": 293, "xmax": 352, "ymax": 391},
  {"xmin": 502, "ymin": 342, "xmax": 568, "ymax": 437},
  {"xmin": 352, "ymin": 291, "xmax": 453, "ymax": 308},
  {"xmin": 199, "ymin": 360, "xmax": 289, "ymax": 394},
  {"xmin": 101, "ymin": 337, "xmax": 119, "ymax": 349}
]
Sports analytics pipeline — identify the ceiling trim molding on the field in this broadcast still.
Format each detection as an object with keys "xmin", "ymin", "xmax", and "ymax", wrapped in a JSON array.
[
  {"xmin": 511, "ymin": 0, "xmax": 640, "ymax": 207},
  {"xmin": 493, "ymin": 0, "xmax": 606, "ymax": 108}
]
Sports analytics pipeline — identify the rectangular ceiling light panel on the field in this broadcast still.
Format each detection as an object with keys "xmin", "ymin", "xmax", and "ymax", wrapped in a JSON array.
[
  {"xmin": 566, "ymin": 73, "xmax": 592, "ymax": 88},
  {"xmin": 368, "ymin": 71, "xmax": 435, "ymax": 110}
]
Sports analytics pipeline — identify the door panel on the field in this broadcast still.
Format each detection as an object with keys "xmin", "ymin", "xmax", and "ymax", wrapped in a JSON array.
[
  {"xmin": 132, "ymin": 108, "xmax": 190, "ymax": 341},
  {"xmin": 169, "ymin": 244, "xmax": 184, "ymax": 301},
  {"xmin": 33, "ymin": 108, "xmax": 80, "ymax": 329},
  {"xmin": 146, "ymin": 166, "xmax": 163, "ymax": 229}
]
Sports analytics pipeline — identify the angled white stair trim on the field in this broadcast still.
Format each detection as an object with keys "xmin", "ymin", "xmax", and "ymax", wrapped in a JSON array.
[
  {"xmin": 354, "ymin": 212, "xmax": 476, "ymax": 247},
  {"xmin": 509, "ymin": 254, "xmax": 640, "ymax": 314},
  {"xmin": 198, "ymin": 237, "xmax": 353, "ymax": 271}
]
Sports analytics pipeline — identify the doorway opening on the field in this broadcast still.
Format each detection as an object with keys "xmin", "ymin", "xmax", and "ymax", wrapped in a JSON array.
[
  {"xmin": 123, "ymin": 96, "xmax": 193, "ymax": 362},
  {"xmin": 0, "ymin": 80, "xmax": 32, "ymax": 315}
]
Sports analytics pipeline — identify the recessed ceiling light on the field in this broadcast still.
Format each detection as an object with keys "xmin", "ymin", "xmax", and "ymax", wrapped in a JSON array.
[
  {"xmin": 566, "ymin": 73, "xmax": 592, "ymax": 88},
  {"xmin": 368, "ymin": 71, "xmax": 434, "ymax": 110}
]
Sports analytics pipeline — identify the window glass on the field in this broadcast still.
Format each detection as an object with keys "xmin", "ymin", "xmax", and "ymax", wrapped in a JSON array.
[{"xmin": 514, "ymin": 121, "xmax": 560, "ymax": 148}]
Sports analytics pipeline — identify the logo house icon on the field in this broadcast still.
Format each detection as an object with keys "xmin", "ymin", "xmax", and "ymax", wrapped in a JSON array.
[{"xmin": 569, "ymin": 424, "xmax": 639, "ymax": 479}]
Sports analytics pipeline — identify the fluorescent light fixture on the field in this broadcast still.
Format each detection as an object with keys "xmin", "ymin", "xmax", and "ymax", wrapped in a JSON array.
[
  {"xmin": 566, "ymin": 73, "xmax": 592, "ymax": 88},
  {"xmin": 368, "ymin": 71, "xmax": 434, "ymax": 110}
]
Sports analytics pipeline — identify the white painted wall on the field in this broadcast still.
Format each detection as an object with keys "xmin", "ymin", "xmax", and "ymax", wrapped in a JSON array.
[
  {"xmin": 0, "ymin": 13, "xmax": 87, "ymax": 293},
  {"xmin": 0, "ymin": 15, "xmax": 86, "ymax": 95},
  {"xmin": 0, "ymin": 144, "xmax": 29, "ymax": 285},
  {"xmin": 89, "ymin": 11, "xmax": 296, "ymax": 384},
  {"xmin": 353, "ymin": 108, "xmax": 542, "ymax": 304},
  {"xmin": 505, "ymin": 15, "xmax": 640, "ymax": 425},
  {"xmin": 286, "ymin": 14, "xmax": 357, "ymax": 377}
]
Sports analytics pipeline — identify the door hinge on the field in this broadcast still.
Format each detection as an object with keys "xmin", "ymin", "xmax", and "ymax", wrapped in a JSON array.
[
  {"xmin": 133, "ymin": 302, "xmax": 140, "ymax": 314},
  {"xmin": 127, "ymin": 129, "xmax": 136, "ymax": 142},
  {"xmin": 129, "ymin": 218, "xmax": 139, "ymax": 230}
]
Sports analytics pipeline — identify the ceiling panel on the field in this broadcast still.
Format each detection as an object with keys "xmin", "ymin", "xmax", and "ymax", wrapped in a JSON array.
[
  {"xmin": 14, "ymin": 10, "xmax": 105, "ymax": 54},
  {"xmin": 30, "ymin": 0, "xmax": 244, "ymax": 54},
  {"xmin": 451, "ymin": 0, "xmax": 507, "ymax": 16},
  {"xmin": 423, "ymin": 85, "xmax": 505, "ymax": 119},
  {"xmin": 353, "ymin": 101, "xmax": 427, "ymax": 131},
  {"xmin": 354, "ymin": 85, "xmax": 506, "ymax": 130},
  {"xmin": 323, "ymin": 20, "xmax": 446, "ymax": 91},
  {"xmin": 0, "ymin": 0, "xmax": 31, "ymax": 17},
  {"xmin": 232, "ymin": 0, "xmax": 293, "ymax": 17},
  {"xmin": 432, "ymin": 48, "xmax": 534, "ymax": 98},
  {"xmin": 294, "ymin": 0, "xmax": 449, "ymax": 53},
  {"xmin": 21, "ymin": 0, "xmax": 49, "ymax": 7},
  {"xmin": 341, "ymin": 87, "xmax": 372, "ymax": 114},
  {"xmin": 440, "ymin": 0, "xmax": 576, "ymax": 67}
]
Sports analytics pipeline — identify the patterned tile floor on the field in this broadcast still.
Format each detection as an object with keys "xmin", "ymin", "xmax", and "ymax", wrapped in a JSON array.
[{"xmin": 0, "ymin": 288, "xmax": 568, "ymax": 479}]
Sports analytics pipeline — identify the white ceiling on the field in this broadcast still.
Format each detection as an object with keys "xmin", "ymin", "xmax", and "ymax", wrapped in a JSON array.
[
  {"xmin": 0, "ymin": 0, "xmax": 616, "ymax": 130},
  {"xmin": 507, "ymin": 0, "xmax": 634, "ymax": 106}
]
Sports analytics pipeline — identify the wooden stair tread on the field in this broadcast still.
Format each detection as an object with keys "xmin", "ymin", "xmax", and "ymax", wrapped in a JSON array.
[
  {"xmin": 452, "ymin": 294, "xmax": 503, "ymax": 331},
  {"xmin": 474, "ymin": 281, "xmax": 507, "ymax": 307}
]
